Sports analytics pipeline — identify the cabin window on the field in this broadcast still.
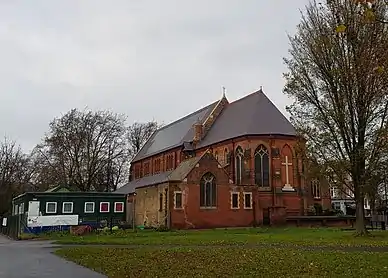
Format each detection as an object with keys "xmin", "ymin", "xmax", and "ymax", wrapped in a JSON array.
[
  {"xmin": 46, "ymin": 202, "xmax": 57, "ymax": 214},
  {"xmin": 100, "ymin": 202, "xmax": 110, "ymax": 213},
  {"xmin": 174, "ymin": 191, "xmax": 183, "ymax": 209},
  {"xmin": 244, "ymin": 192, "xmax": 253, "ymax": 209},
  {"xmin": 231, "ymin": 192, "xmax": 239, "ymax": 209},
  {"xmin": 19, "ymin": 203, "xmax": 24, "ymax": 214},
  {"xmin": 84, "ymin": 202, "xmax": 95, "ymax": 213},
  {"xmin": 62, "ymin": 202, "xmax": 73, "ymax": 213},
  {"xmin": 114, "ymin": 202, "xmax": 124, "ymax": 213}
]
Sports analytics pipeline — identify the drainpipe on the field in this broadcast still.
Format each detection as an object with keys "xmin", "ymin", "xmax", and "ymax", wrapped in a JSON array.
[
  {"xmin": 231, "ymin": 140, "xmax": 235, "ymax": 182},
  {"xmin": 269, "ymin": 135, "xmax": 276, "ymax": 210},
  {"xmin": 164, "ymin": 188, "xmax": 168, "ymax": 228},
  {"xmin": 132, "ymin": 193, "xmax": 136, "ymax": 231}
]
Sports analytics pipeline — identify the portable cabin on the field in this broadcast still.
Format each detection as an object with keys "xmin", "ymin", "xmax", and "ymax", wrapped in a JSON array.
[{"xmin": 11, "ymin": 191, "xmax": 127, "ymax": 234}]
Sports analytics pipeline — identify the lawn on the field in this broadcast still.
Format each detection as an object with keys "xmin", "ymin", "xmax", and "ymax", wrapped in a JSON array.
[
  {"xmin": 48, "ymin": 227, "xmax": 388, "ymax": 247},
  {"xmin": 56, "ymin": 246, "xmax": 388, "ymax": 277}
]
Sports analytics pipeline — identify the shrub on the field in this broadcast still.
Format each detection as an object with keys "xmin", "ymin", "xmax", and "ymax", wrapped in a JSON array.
[{"xmin": 155, "ymin": 225, "xmax": 170, "ymax": 232}]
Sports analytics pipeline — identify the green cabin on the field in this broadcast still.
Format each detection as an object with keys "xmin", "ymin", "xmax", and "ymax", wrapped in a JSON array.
[{"xmin": 11, "ymin": 188, "xmax": 127, "ymax": 234}]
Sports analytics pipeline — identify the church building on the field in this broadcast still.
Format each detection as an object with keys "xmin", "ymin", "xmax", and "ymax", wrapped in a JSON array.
[{"xmin": 116, "ymin": 89, "xmax": 331, "ymax": 228}]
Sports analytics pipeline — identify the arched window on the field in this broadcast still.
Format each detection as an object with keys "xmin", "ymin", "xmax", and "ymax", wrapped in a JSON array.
[
  {"xmin": 200, "ymin": 172, "xmax": 217, "ymax": 207},
  {"xmin": 214, "ymin": 150, "xmax": 218, "ymax": 161},
  {"xmin": 254, "ymin": 145, "xmax": 270, "ymax": 186},
  {"xmin": 235, "ymin": 146, "xmax": 244, "ymax": 185},
  {"xmin": 311, "ymin": 179, "xmax": 321, "ymax": 199},
  {"xmin": 224, "ymin": 148, "xmax": 228, "ymax": 164}
]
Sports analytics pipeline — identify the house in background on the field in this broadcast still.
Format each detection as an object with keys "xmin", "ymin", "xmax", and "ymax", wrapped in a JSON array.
[
  {"xmin": 116, "ymin": 89, "xmax": 331, "ymax": 229},
  {"xmin": 330, "ymin": 179, "xmax": 371, "ymax": 216}
]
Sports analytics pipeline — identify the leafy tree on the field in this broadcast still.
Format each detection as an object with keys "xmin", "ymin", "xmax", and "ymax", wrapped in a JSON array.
[{"xmin": 284, "ymin": 0, "xmax": 388, "ymax": 235}]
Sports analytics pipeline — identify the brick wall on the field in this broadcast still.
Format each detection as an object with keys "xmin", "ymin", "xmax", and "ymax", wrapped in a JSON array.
[
  {"xmin": 132, "ymin": 135, "xmax": 329, "ymax": 227},
  {"xmin": 170, "ymin": 152, "xmax": 259, "ymax": 228}
]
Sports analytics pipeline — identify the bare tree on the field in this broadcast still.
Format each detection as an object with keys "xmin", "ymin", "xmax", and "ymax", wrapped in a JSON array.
[
  {"xmin": 284, "ymin": 0, "xmax": 388, "ymax": 235},
  {"xmin": 0, "ymin": 137, "xmax": 31, "ymax": 215},
  {"xmin": 127, "ymin": 121, "xmax": 159, "ymax": 159},
  {"xmin": 37, "ymin": 109, "xmax": 130, "ymax": 192}
]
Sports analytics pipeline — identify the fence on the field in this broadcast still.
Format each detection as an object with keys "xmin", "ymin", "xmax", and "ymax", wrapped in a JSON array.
[{"xmin": 0, "ymin": 215, "xmax": 22, "ymax": 239}]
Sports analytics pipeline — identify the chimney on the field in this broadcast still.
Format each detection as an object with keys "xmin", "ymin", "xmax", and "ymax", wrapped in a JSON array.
[{"xmin": 193, "ymin": 122, "xmax": 203, "ymax": 142}]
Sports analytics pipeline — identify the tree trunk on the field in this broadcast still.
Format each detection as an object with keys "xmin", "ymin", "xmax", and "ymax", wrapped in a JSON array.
[{"xmin": 355, "ymin": 197, "xmax": 369, "ymax": 236}]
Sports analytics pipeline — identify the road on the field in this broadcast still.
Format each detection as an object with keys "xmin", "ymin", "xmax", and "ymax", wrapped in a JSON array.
[{"xmin": 0, "ymin": 235, "xmax": 106, "ymax": 278}]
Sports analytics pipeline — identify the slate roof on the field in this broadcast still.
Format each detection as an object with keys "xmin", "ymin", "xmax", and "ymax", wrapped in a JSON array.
[
  {"xmin": 132, "ymin": 89, "xmax": 296, "ymax": 162},
  {"xmin": 115, "ymin": 156, "xmax": 201, "ymax": 194},
  {"xmin": 45, "ymin": 185, "xmax": 72, "ymax": 193},
  {"xmin": 197, "ymin": 90, "xmax": 296, "ymax": 147},
  {"xmin": 132, "ymin": 101, "xmax": 218, "ymax": 162},
  {"xmin": 167, "ymin": 156, "xmax": 202, "ymax": 181},
  {"xmin": 115, "ymin": 171, "xmax": 172, "ymax": 194}
]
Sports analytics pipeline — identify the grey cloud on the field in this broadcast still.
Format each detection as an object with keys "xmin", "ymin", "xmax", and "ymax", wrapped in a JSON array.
[{"xmin": 0, "ymin": 0, "xmax": 310, "ymax": 152}]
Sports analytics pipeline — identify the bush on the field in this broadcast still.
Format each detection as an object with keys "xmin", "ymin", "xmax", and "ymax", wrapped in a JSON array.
[{"xmin": 155, "ymin": 225, "xmax": 170, "ymax": 232}]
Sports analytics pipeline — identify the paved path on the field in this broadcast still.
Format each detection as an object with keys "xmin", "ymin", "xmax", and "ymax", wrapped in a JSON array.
[
  {"xmin": 51, "ymin": 242, "xmax": 388, "ymax": 253},
  {"xmin": 0, "ymin": 235, "xmax": 106, "ymax": 278}
]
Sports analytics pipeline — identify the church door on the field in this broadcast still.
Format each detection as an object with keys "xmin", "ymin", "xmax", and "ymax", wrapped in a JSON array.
[{"xmin": 263, "ymin": 208, "xmax": 270, "ymax": 225}]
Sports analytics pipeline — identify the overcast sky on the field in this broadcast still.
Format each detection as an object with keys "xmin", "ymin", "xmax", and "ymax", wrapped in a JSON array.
[{"xmin": 0, "ymin": 0, "xmax": 309, "ymax": 152}]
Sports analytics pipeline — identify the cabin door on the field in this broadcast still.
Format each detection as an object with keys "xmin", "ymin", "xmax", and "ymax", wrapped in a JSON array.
[{"xmin": 28, "ymin": 201, "xmax": 40, "ymax": 217}]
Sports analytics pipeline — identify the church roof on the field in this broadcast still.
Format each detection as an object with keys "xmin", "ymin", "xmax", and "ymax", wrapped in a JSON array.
[
  {"xmin": 132, "ymin": 89, "xmax": 296, "ymax": 162},
  {"xmin": 132, "ymin": 101, "xmax": 218, "ymax": 162},
  {"xmin": 116, "ymin": 156, "xmax": 202, "ymax": 194},
  {"xmin": 115, "ymin": 171, "xmax": 173, "ymax": 194},
  {"xmin": 196, "ymin": 90, "xmax": 296, "ymax": 148},
  {"xmin": 167, "ymin": 156, "xmax": 202, "ymax": 181}
]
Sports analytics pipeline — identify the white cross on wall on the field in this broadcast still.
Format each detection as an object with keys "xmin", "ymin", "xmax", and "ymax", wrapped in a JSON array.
[{"xmin": 281, "ymin": 155, "xmax": 295, "ymax": 191}]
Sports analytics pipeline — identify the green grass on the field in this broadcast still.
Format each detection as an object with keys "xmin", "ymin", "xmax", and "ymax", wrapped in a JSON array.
[
  {"xmin": 56, "ymin": 246, "xmax": 388, "ymax": 277},
  {"xmin": 48, "ymin": 227, "xmax": 388, "ymax": 247}
]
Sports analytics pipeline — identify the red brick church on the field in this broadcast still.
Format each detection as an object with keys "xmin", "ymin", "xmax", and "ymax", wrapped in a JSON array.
[{"xmin": 116, "ymin": 89, "xmax": 331, "ymax": 228}]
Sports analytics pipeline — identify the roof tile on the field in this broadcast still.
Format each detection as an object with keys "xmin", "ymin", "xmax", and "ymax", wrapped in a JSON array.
[{"xmin": 132, "ymin": 89, "xmax": 295, "ymax": 162}]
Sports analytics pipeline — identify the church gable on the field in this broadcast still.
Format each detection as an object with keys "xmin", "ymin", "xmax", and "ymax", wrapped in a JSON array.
[
  {"xmin": 184, "ymin": 151, "xmax": 230, "ymax": 185},
  {"xmin": 197, "ymin": 90, "xmax": 297, "ymax": 148}
]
